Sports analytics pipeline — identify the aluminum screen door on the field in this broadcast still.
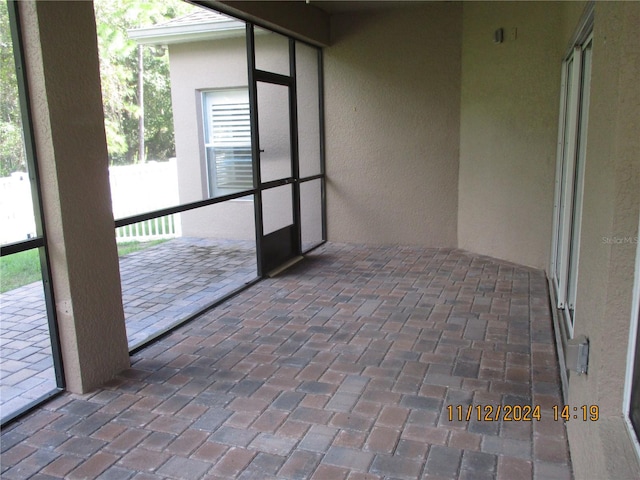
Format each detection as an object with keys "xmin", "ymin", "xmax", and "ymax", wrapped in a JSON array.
[{"xmin": 249, "ymin": 26, "xmax": 301, "ymax": 276}]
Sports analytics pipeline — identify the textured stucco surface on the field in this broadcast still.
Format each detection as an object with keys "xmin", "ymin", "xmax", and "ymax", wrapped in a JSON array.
[
  {"xmin": 168, "ymin": 36, "xmax": 255, "ymax": 239},
  {"xmin": 169, "ymin": 38, "xmax": 248, "ymax": 205},
  {"xmin": 566, "ymin": 2, "xmax": 640, "ymax": 478},
  {"xmin": 169, "ymin": 34, "xmax": 321, "ymax": 240},
  {"xmin": 11, "ymin": 4, "xmax": 640, "ymax": 475},
  {"xmin": 458, "ymin": 2, "xmax": 567, "ymax": 270},
  {"xmin": 19, "ymin": 1, "xmax": 129, "ymax": 392},
  {"xmin": 324, "ymin": 3, "xmax": 461, "ymax": 247}
]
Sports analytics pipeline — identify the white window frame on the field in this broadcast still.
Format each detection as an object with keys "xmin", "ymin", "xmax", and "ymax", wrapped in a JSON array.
[
  {"xmin": 201, "ymin": 87, "xmax": 253, "ymax": 198},
  {"xmin": 549, "ymin": 10, "xmax": 593, "ymax": 337},
  {"xmin": 552, "ymin": 52, "xmax": 582, "ymax": 313},
  {"xmin": 566, "ymin": 36, "xmax": 592, "ymax": 316},
  {"xmin": 624, "ymin": 217, "xmax": 640, "ymax": 460}
]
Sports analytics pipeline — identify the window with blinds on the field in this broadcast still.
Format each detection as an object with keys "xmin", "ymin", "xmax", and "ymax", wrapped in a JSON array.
[{"xmin": 202, "ymin": 88, "xmax": 253, "ymax": 197}]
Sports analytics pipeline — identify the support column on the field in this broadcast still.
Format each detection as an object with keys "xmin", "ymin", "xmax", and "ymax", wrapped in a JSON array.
[{"xmin": 18, "ymin": 0, "xmax": 129, "ymax": 393}]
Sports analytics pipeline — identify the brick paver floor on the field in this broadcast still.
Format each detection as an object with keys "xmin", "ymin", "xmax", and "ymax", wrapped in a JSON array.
[
  {"xmin": 0, "ymin": 238, "xmax": 256, "ymax": 422},
  {"xmin": 0, "ymin": 280, "xmax": 55, "ymax": 419},
  {"xmin": 0, "ymin": 243, "xmax": 572, "ymax": 479}
]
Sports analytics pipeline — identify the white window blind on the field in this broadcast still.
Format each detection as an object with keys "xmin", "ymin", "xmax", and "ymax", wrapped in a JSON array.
[{"xmin": 203, "ymin": 89, "xmax": 252, "ymax": 196}]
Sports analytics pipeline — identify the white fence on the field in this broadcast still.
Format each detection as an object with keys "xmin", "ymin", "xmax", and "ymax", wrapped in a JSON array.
[
  {"xmin": 110, "ymin": 160, "xmax": 181, "ymax": 243},
  {"xmin": 0, "ymin": 172, "xmax": 36, "ymax": 245},
  {"xmin": 0, "ymin": 160, "xmax": 181, "ymax": 245}
]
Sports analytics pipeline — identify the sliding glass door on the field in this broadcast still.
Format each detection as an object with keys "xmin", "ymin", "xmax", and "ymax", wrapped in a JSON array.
[{"xmin": 551, "ymin": 33, "xmax": 593, "ymax": 336}]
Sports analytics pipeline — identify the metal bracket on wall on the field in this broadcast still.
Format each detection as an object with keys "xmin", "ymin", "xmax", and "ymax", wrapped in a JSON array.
[
  {"xmin": 493, "ymin": 28, "xmax": 504, "ymax": 44},
  {"xmin": 566, "ymin": 334, "xmax": 589, "ymax": 374}
]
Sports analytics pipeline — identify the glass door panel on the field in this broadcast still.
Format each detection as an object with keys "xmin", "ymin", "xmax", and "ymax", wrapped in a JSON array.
[
  {"xmin": 627, "ymin": 224, "xmax": 640, "ymax": 443},
  {"xmin": 258, "ymin": 82, "xmax": 292, "ymax": 183},
  {"xmin": 554, "ymin": 57, "xmax": 574, "ymax": 288},
  {"xmin": 259, "ymin": 182, "xmax": 298, "ymax": 275},
  {"xmin": 567, "ymin": 39, "xmax": 593, "ymax": 316},
  {"xmin": 300, "ymin": 179, "xmax": 323, "ymax": 251},
  {"xmin": 551, "ymin": 30, "xmax": 593, "ymax": 337},
  {"xmin": 262, "ymin": 184, "xmax": 294, "ymax": 235},
  {"xmin": 296, "ymin": 42, "xmax": 322, "ymax": 179},
  {"xmin": 254, "ymin": 74, "xmax": 298, "ymax": 274},
  {"xmin": 254, "ymin": 27, "xmax": 289, "ymax": 75}
]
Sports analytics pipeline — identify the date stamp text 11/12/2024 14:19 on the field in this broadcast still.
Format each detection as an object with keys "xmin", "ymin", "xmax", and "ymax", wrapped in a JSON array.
[{"xmin": 446, "ymin": 404, "xmax": 600, "ymax": 422}]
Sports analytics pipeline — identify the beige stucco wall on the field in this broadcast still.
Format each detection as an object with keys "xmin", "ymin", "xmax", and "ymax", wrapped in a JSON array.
[
  {"xmin": 169, "ymin": 37, "xmax": 247, "ymax": 205},
  {"xmin": 168, "ymin": 36, "xmax": 256, "ymax": 240},
  {"xmin": 458, "ymin": 1, "xmax": 570, "ymax": 270},
  {"xmin": 19, "ymin": 0, "xmax": 129, "ymax": 393},
  {"xmin": 169, "ymin": 32, "xmax": 322, "ymax": 242},
  {"xmin": 13, "ymin": 14, "xmax": 640, "ymax": 480},
  {"xmin": 323, "ymin": 3, "xmax": 461, "ymax": 247},
  {"xmin": 566, "ymin": 2, "xmax": 640, "ymax": 478}
]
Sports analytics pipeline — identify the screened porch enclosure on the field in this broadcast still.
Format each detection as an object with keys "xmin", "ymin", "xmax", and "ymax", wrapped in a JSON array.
[{"xmin": 0, "ymin": 0, "xmax": 325, "ymax": 426}]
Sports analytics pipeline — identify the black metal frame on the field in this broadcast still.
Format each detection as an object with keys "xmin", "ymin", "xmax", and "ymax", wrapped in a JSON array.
[
  {"xmin": 115, "ymin": 10, "xmax": 327, "ymax": 353},
  {"xmin": 114, "ymin": 188, "xmax": 256, "ymax": 229},
  {"xmin": 192, "ymin": 0, "xmax": 327, "ymax": 256},
  {"xmin": 248, "ymin": 26, "xmax": 303, "ymax": 276},
  {"xmin": 113, "ymin": 7, "xmax": 326, "ymax": 351},
  {"xmin": 0, "ymin": 0, "xmax": 65, "ymax": 427},
  {"xmin": 114, "ymin": 7, "xmax": 327, "ymax": 259},
  {"xmin": 246, "ymin": 23, "xmax": 263, "ymax": 275},
  {"xmin": 317, "ymin": 48, "xmax": 328, "ymax": 245},
  {"xmin": 298, "ymin": 44, "xmax": 327, "ymax": 249},
  {"xmin": 0, "ymin": 0, "xmax": 326, "ymax": 428},
  {"xmin": 129, "ymin": 278, "xmax": 261, "ymax": 355}
]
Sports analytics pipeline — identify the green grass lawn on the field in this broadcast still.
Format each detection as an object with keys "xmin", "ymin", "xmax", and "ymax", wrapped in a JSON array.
[
  {"xmin": 0, "ymin": 249, "xmax": 43, "ymax": 293},
  {"xmin": 115, "ymin": 239, "xmax": 167, "ymax": 257},
  {"xmin": 0, "ymin": 240, "xmax": 167, "ymax": 293}
]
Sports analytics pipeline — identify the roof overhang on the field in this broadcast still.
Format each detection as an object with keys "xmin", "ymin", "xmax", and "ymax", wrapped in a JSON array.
[{"xmin": 128, "ymin": 17, "xmax": 244, "ymax": 45}]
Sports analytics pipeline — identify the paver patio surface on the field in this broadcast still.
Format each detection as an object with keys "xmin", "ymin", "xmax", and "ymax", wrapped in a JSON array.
[
  {"xmin": 0, "ymin": 238, "xmax": 256, "ymax": 421},
  {"xmin": 0, "ymin": 243, "xmax": 571, "ymax": 479}
]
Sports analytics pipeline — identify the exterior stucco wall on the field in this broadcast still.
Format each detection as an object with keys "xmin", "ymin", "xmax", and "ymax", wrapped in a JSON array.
[
  {"xmin": 566, "ymin": 2, "xmax": 640, "ymax": 478},
  {"xmin": 458, "ymin": 1, "xmax": 568, "ymax": 270},
  {"xmin": 323, "ymin": 3, "xmax": 461, "ymax": 247},
  {"xmin": 169, "ymin": 37, "xmax": 248, "ymax": 205},
  {"xmin": 19, "ymin": 0, "xmax": 129, "ymax": 392},
  {"xmin": 168, "ymin": 36, "xmax": 256, "ymax": 240},
  {"xmin": 169, "ymin": 34, "xmax": 310, "ymax": 241}
]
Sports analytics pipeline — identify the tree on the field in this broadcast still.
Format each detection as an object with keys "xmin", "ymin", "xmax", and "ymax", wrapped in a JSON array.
[
  {"xmin": 0, "ymin": 1, "xmax": 26, "ymax": 177},
  {"xmin": 0, "ymin": 0, "xmax": 194, "ymax": 175},
  {"xmin": 93, "ymin": 0, "xmax": 195, "ymax": 165}
]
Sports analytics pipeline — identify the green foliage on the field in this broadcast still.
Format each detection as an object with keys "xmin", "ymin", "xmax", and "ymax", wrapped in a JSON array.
[
  {"xmin": 0, "ymin": 1, "xmax": 26, "ymax": 177},
  {"xmin": 0, "ymin": 0, "xmax": 195, "ymax": 175},
  {"xmin": 93, "ymin": 0, "xmax": 196, "ymax": 165}
]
